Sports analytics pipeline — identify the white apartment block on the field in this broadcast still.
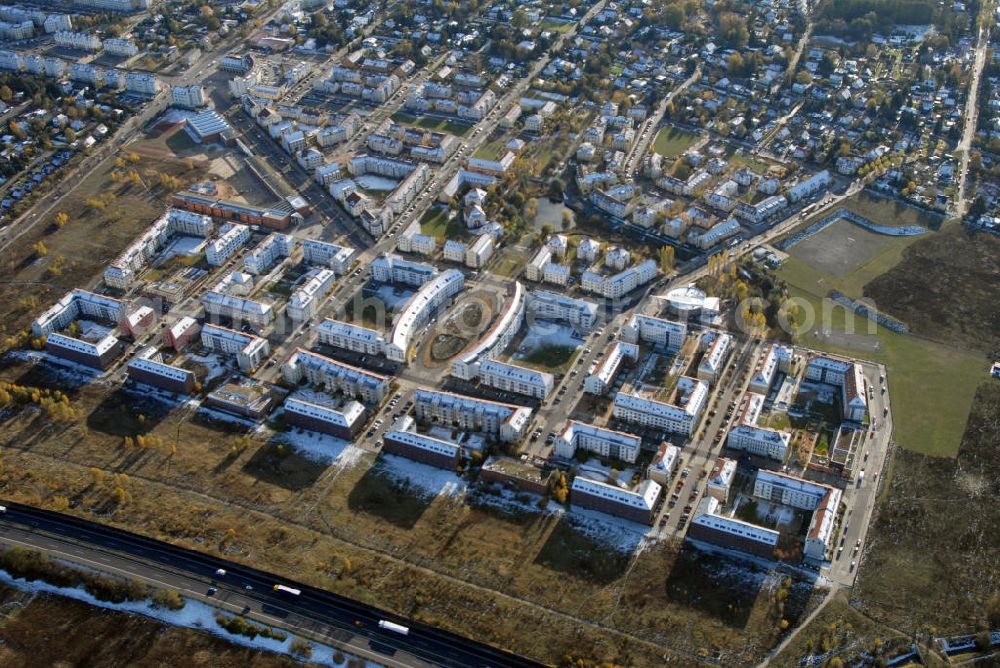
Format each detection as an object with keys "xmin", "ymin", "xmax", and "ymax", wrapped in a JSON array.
[
  {"xmin": 465, "ymin": 234, "xmax": 494, "ymax": 269},
  {"xmin": 706, "ymin": 457, "xmax": 737, "ymax": 503},
  {"xmin": 287, "ymin": 268, "xmax": 337, "ymax": 322},
  {"xmin": 581, "ymin": 259, "xmax": 657, "ymax": 299},
  {"xmin": 443, "ymin": 240, "xmax": 465, "ymax": 263},
  {"xmin": 555, "ymin": 420, "xmax": 642, "ymax": 463},
  {"xmin": 206, "ymin": 224, "xmax": 251, "ymax": 266},
  {"xmin": 202, "ymin": 290, "xmax": 274, "ymax": 328},
  {"xmin": 697, "ymin": 332, "xmax": 732, "ymax": 384},
  {"xmin": 734, "ymin": 195, "xmax": 788, "ymax": 225},
  {"xmin": 387, "ymin": 269, "xmax": 464, "ymax": 363},
  {"xmin": 753, "ymin": 470, "xmax": 841, "ymax": 560},
  {"xmin": 371, "ymin": 253, "xmax": 438, "ymax": 287},
  {"xmin": 104, "ymin": 209, "xmax": 213, "ymax": 290},
  {"xmin": 647, "ymin": 442, "xmax": 682, "ymax": 485},
  {"xmin": 613, "ymin": 376, "xmax": 708, "ymax": 436},
  {"xmin": 31, "ymin": 289, "xmax": 125, "ymax": 338},
  {"xmin": 748, "ymin": 343, "xmax": 793, "ymax": 394},
  {"xmin": 725, "ymin": 392, "xmax": 791, "ymax": 460},
  {"xmin": 200, "ymin": 323, "xmax": 270, "ymax": 372},
  {"xmin": 103, "ymin": 37, "xmax": 138, "ymax": 57},
  {"xmin": 584, "ymin": 341, "xmax": 638, "ymax": 395},
  {"xmin": 478, "ymin": 359, "xmax": 553, "ymax": 400},
  {"xmin": 43, "ymin": 14, "xmax": 72, "ymax": 33},
  {"xmin": 0, "ymin": 20, "xmax": 34, "ymax": 40},
  {"xmin": 542, "ymin": 262, "xmax": 570, "ymax": 287},
  {"xmin": 413, "ymin": 389, "xmax": 532, "ymax": 443},
  {"xmin": 281, "ymin": 348, "xmax": 389, "ymax": 403},
  {"xmin": 0, "ymin": 50, "xmax": 23, "ymax": 71},
  {"xmin": 805, "ymin": 355, "xmax": 868, "ymax": 422},
  {"xmin": 396, "ymin": 231, "xmax": 436, "ymax": 256},
  {"xmin": 244, "ymin": 234, "xmax": 294, "ymax": 275},
  {"xmin": 125, "ymin": 71, "xmax": 160, "ymax": 95},
  {"xmin": 526, "ymin": 290, "xmax": 598, "ymax": 331},
  {"xmin": 525, "ymin": 245, "xmax": 552, "ymax": 282},
  {"xmin": 786, "ymin": 170, "xmax": 831, "ymax": 203},
  {"xmin": 171, "ymin": 84, "xmax": 206, "ymax": 109},
  {"xmin": 452, "ymin": 282, "xmax": 526, "ymax": 381},
  {"xmin": 55, "ymin": 30, "xmax": 101, "ymax": 51},
  {"xmin": 622, "ymin": 313, "xmax": 687, "ymax": 350},
  {"xmin": 302, "ymin": 238, "xmax": 355, "ymax": 275},
  {"xmin": 316, "ymin": 319, "xmax": 386, "ymax": 356}
]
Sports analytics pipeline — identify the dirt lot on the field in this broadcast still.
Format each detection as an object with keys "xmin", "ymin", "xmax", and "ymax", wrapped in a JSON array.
[
  {"xmin": 787, "ymin": 219, "xmax": 893, "ymax": 278},
  {"xmin": 852, "ymin": 382, "xmax": 1000, "ymax": 633},
  {"xmin": 0, "ymin": 585, "xmax": 305, "ymax": 668},
  {"xmin": 864, "ymin": 225, "xmax": 1000, "ymax": 355},
  {"xmin": 0, "ymin": 355, "xmax": 825, "ymax": 667},
  {"xmin": 0, "ymin": 127, "xmax": 210, "ymax": 338}
]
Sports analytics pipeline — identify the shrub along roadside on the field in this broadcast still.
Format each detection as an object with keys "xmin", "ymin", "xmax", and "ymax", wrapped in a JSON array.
[{"xmin": 0, "ymin": 545, "xmax": 184, "ymax": 609}]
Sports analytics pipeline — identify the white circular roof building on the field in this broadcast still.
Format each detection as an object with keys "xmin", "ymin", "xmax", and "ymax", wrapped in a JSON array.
[{"xmin": 663, "ymin": 285, "xmax": 708, "ymax": 315}]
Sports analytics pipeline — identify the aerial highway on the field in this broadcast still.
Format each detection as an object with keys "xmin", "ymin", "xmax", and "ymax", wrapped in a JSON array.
[{"xmin": 0, "ymin": 500, "xmax": 544, "ymax": 668}]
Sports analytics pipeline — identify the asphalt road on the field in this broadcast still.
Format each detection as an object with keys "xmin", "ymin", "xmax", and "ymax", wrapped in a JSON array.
[{"xmin": 0, "ymin": 501, "xmax": 544, "ymax": 668}]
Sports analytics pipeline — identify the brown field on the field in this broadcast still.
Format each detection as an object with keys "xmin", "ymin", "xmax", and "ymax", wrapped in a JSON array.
[
  {"xmin": 0, "ymin": 354, "xmax": 826, "ymax": 667},
  {"xmin": 863, "ymin": 225, "xmax": 1000, "ymax": 354},
  {"xmin": 775, "ymin": 382, "xmax": 1000, "ymax": 666},
  {"xmin": 0, "ymin": 126, "xmax": 211, "ymax": 338},
  {"xmin": 0, "ymin": 585, "xmax": 303, "ymax": 668}
]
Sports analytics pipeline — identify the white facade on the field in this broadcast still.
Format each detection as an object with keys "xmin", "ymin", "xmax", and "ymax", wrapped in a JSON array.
[
  {"xmin": 31, "ymin": 289, "xmax": 125, "ymax": 338},
  {"xmin": 316, "ymin": 319, "xmax": 385, "ymax": 355},
  {"xmin": 371, "ymin": 253, "xmax": 438, "ymax": 286},
  {"xmin": 103, "ymin": 37, "xmax": 138, "ymax": 57},
  {"xmin": 281, "ymin": 349, "xmax": 389, "ymax": 403},
  {"xmin": 725, "ymin": 392, "xmax": 791, "ymax": 460},
  {"xmin": 583, "ymin": 341, "xmax": 638, "ymax": 395},
  {"xmin": 287, "ymin": 268, "xmax": 337, "ymax": 322},
  {"xmin": 526, "ymin": 290, "xmax": 598, "ymax": 331},
  {"xmin": 613, "ymin": 377, "xmax": 708, "ymax": 436},
  {"xmin": 244, "ymin": 233, "xmax": 295, "ymax": 275},
  {"xmin": 171, "ymin": 84, "xmax": 206, "ymax": 109},
  {"xmin": 206, "ymin": 224, "xmax": 251, "ymax": 266},
  {"xmin": 386, "ymin": 269, "xmax": 464, "ymax": 363},
  {"xmin": 556, "ymin": 420, "xmax": 642, "ymax": 463},
  {"xmin": 413, "ymin": 389, "xmax": 532, "ymax": 443},
  {"xmin": 302, "ymin": 238, "xmax": 355, "ymax": 274},
  {"xmin": 581, "ymin": 259, "xmax": 657, "ymax": 299},
  {"xmin": 451, "ymin": 282, "xmax": 526, "ymax": 381},
  {"xmin": 622, "ymin": 313, "xmax": 687, "ymax": 350},
  {"xmin": 478, "ymin": 359, "xmax": 554, "ymax": 399},
  {"xmin": 200, "ymin": 323, "xmax": 270, "ymax": 372},
  {"xmin": 697, "ymin": 332, "xmax": 732, "ymax": 384}
]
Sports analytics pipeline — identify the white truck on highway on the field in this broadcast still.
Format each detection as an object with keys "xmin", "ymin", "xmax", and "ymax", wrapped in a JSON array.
[
  {"xmin": 273, "ymin": 584, "xmax": 301, "ymax": 596},
  {"xmin": 857, "ymin": 471, "xmax": 865, "ymax": 487},
  {"xmin": 378, "ymin": 620, "xmax": 410, "ymax": 635}
]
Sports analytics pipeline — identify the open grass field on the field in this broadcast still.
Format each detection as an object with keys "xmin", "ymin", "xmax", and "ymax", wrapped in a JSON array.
[
  {"xmin": 490, "ymin": 248, "xmax": 528, "ymax": 278},
  {"xmin": 419, "ymin": 206, "xmax": 468, "ymax": 243},
  {"xmin": 776, "ymin": 198, "xmax": 993, "ymax": 457},
  {"xmin": 539, "ymin": 17, "xmax": 575, "ymax": 32},
  {"xmin": 786, "ymin": 285, "xmax": 985, "ymax": 457},
  {"xmin": 0, "ymin": 585, "xmax": 302, "ymax": 667},
  {"xmin": 0, "ymin": 355, "xmax": 825, "ymax": 667},
  {"xmin": 652, "ymin": 126, "xmax": 700, "ymax": 158},
  {"xmin": 391, "ymin": 112, "xmax": 473, "ymax": 138},
  {"xmin": 780, "ymin": 219, "xmax": 927, "ymax": 297},
  {"xmin": 473, "ymin": 139, "xmax": 506, "ymax": 161},
  {"xmin": 0, "ymin": 127, "xmax": 210, "ymax": 338},
  {"xmin": 515, "ymin": 344, "xmax": 579, "ymax": 375}
]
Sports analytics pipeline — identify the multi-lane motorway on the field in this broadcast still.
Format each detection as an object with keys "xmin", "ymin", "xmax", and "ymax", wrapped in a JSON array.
[{"xmin": 0, "ymin": 500, "xmax": 543, "ymax": 668}]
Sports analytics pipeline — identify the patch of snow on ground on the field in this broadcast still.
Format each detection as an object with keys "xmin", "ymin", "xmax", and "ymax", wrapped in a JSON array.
[
  {"xmin": 565, "ymin": 505, "xmax": 652, "ymax": 553},
  {"xmin": 377, "ymin": 454, "xmax": 467, "ymax": 499},
  {"xmin": 76, "ymin": 320, "xmax": 113, "ymax": 341},
  {"xmin": 197, "ymin": 405, "xmax": 260, "ymax": 429},
  {"xmin": 0, "ymin": 569, "xmax": 383, "ymax": 667},
  {"xmin": 514, "ymin": 321, "xmax": 584, "ymax": 359},
  {"xmin": 373, "ymin": 285, "xmax": 414, "ymax": 310},
  {"xmin": 355, "ymin": 174, "xmax": 399, "ymax": 191},
  {"xmin": 161, "ymin": 235, "xmax": 206, "ymax": 258},
  {"xmin": 183, "ymin": 352, "xmax": 231, "ymax": 382},
  {"xmin": 470, "ymin": 486, "xmax": 564, "ymax": 518},
  {"xmin": 576, "ymin": 458, "xmax": 640, "ymax": 490},
  {"xmin": 6, "ymin": 350, "xmax": 101, "ymax": 387},
  {"xmin": 270, "ymin": 428, "xmax": 362, "ymax": 468}
]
